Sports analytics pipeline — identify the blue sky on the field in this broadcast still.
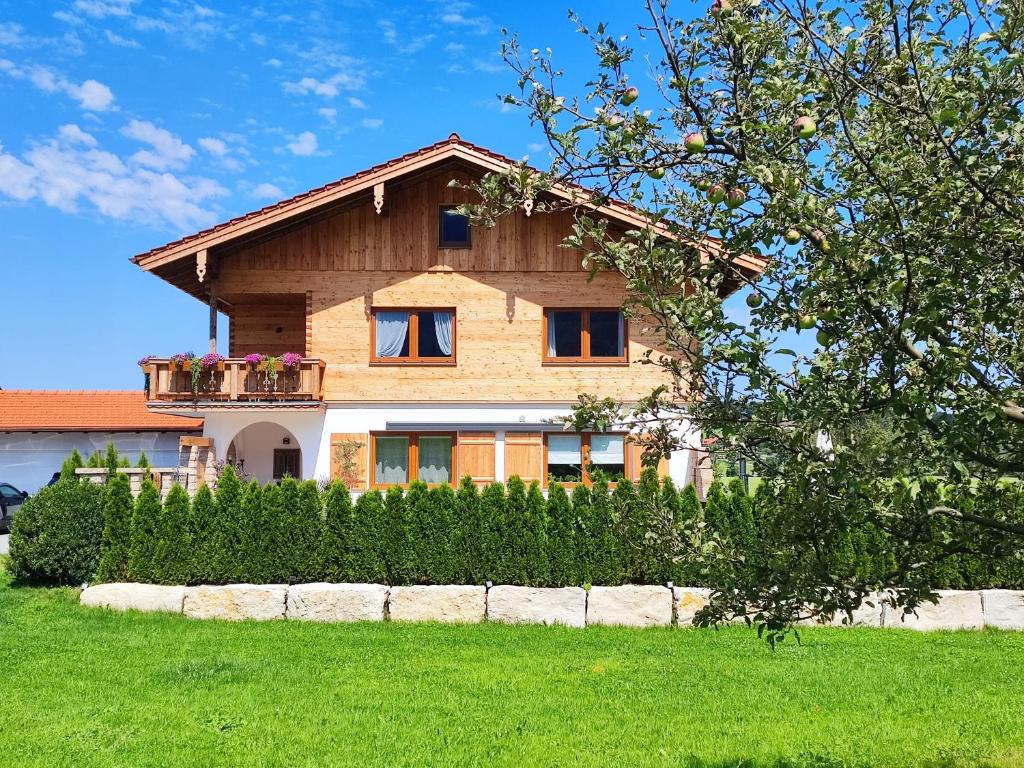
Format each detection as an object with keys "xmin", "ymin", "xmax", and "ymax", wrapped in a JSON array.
[{"xmin": 1, "ymin": 0, "xmax": 747, "ymax": 390}]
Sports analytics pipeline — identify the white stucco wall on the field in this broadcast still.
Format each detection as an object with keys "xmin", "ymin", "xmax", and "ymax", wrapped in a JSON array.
[
  {"xmin": 0, "ymin": 431, "xmax": 193, "ymax": 493},
  {"xmin": 195, "ymin": 404, "xmax": 700, "ymax": 487}
]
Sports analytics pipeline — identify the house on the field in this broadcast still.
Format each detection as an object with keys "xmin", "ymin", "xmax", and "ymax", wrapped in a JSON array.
[
  {"xmin": 0, "ymin": 390, "xmax": 202, "ymax": 492},
  {"xmin": 132, "ymin": 134, "xmax": 762, "ymax": 490}
]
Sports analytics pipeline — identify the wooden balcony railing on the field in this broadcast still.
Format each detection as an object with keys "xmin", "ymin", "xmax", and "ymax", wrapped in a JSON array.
[{"xmin": 143, "ymin": 358, "xmax": 326, "ymax": 403}]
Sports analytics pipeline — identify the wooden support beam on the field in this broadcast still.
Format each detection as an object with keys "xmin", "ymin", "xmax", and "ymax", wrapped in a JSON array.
[
  {"xmin": 196, "ymin": 248, "xmax": 208, "ymax": 282},
  {"xmin": 373, "ymin": 182, "xmax": 385, "ymax": 215},
  {"xmin": 208, "ymin": 280, "xmax": 218, "ymax": 354}
]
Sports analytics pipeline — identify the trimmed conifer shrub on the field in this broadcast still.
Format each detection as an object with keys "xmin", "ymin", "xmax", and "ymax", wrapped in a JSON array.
[
  {"xmin": 635, "ymin": 468, "xmax": 674, "ymax": 584},
  {"xmin": 545, "ymin": 483, "xmax": 578, "ymax": 587},
  {"xmin": 674, "ymin": 483, "xmax": 703, "ymax": 585},
  {"xmin": 187, "ymin": 484, "xmax": 217, "ymax": 584},
  {"xmin": 136, "ymin": 451, "xmax": 150, "ymax": 469},
  {"xmin": 381, "ymin": 486, "xmax": 412, "ymax": 585},
  {"xmin": 703, "ymin": 480, "xmax": 729, "ymax": 539},
  {"xmin": 322, "ymin": 481, "xmax": 354, "ymax": 581},
  {"xmin": 523, "ymin": 481, "xmax": 549, "ymax": 586},
  {"xmin": 499, "ymin": 476, "xmax": 531, "ymax": 586},
  {"xmin": 95, "ymin": 473, "xmax": 133, "ymax": 583},
  {"xmin": 260, "ymin": 477, "xmax": 300, "ymax": 582},
  {"xmin": 208, "ymin": 465, "xmax": 243, "ymax": 584},
  {"xmin": 453, "ymin": 478, "xmax": 485, "ymax": 584},
  {"xmin": 281, "ymin": 480, "xmax": 324, "ymax": 583},
  {"xmin": 576, "ymin": 479, "xmax": 621, "ymax": 586},
  {"xmin": 610, "ymin": 479, "xmax": 641, "ymax": 582},
  {"xmin": 128, "ymin": 480, "xmax": 161, "ymax": 583},
  {"xmin": 154, "ymin": 485, "xmax": 191, "ymax": 585},
  {"xmin": 236, "ymin": 480, "xmax": 267, "ymax": 583},
  {"xmin": 9, "ymin": 480, "xmax": 104, "ymax": 585},
  {"xmin": 424, "ymin": 484, "xmax": 457, "ymax": 584},
  {"xmin": 726, "ymin": 478, "xmax": 756, "ymax": 557},
  {"xmin": 350, "ymin": 489, "xmax": 387, "ymax": 583},
  {"xmin": 478, "ymin": 482, "xmax": 506, "ymax": 583},
  {"xmin": 59, "ymin": 448, "xmax": 84, "ymax": 482}
]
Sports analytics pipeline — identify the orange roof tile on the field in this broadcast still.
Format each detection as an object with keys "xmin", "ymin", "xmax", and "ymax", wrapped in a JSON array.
[{"xmin": 0, "ymin": 391, "xmax": 203, "ymax": 432}]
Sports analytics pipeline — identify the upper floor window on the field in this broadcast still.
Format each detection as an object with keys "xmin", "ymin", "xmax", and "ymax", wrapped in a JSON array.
[
  {"xmin": 439, "ymin": 206, "xmax": 471, "ymax": 248},
  {"xmin": 545, "ymin": 432, "xmax": 628, "ymax": 486},
  {"xmin": 543, "ymin": 309, "xmax": 627, "ymax": 363},
  {"xmin": 372, "ymin": 308, "xmax": 455, "ymax": 364}
]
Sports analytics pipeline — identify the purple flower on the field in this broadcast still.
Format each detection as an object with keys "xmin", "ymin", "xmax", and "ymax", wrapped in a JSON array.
[
  {"xmin": 200, "ymin": 352, "xmax": 225, "ymax": 369},
  {"xmin": 282, "ymin": 352, "xmax": 303, "ymax": 369},
  {"xmin": 137, "ymin": 355, "xmax": 153, "ymax": 367},
  {"xmin": 169, "ymin": 352, "xmax": 191, "ymax": 366},
  {"xmin": 244, "ymin": 352, "xmax": 265, "ymax": 366}
]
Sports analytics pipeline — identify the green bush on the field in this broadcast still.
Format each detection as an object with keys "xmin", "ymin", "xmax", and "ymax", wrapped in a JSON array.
[
  {"xmin": 128, "ymin": 480, "xmax": 161, "ymax": 582},
  {"xmin": 478, "ymin": 482, "xmax": 507, "ymax": 583},
  {"xmin": 350, "ymin": 489, "xmax": 387, "ymax": 582},
  {"xmin": 187, "ymin": 485, "xmax": 217, "ymax": 584},
  {"xmin": 95, "ymin": 474, "xmax": 133, "ymax": 583},
  {"xmin": 9, "ymin": 481, "xmax": 104, "ymax": 585},
  {"xmin": 578, "ymin": 478, "xmax": 621, "ymax": 586},
  {"xmin": 209, "ymin": 466, "xmax": 243, "ymax": 583},
  {"xmin": 499, "ymin": 477, "xmax": 531, "ymax": 585},
  {"xmin": 322, "ymin": 481, "xmax": 354, "ymax": 581},
  {"xmin": 523, "ymin": 481, "xmax": 549, "ymax": 586},
  {"xmin": 154, "ymin": 485, "xmax": 191, "ymax": 585},
  {"xmin": 236, "ymin": 480, "xmax": 267, "ymax": 583},
  {"xmin": 381, "ymin": 486, "xmax": 412, "ymax": 585},
  {"xmin": 452, "ymin": 478, "xmax": 485, "ymax": 583},
  {"xmin": 545, "ymin": 483, "xmax": 577, "ymax": 587}
]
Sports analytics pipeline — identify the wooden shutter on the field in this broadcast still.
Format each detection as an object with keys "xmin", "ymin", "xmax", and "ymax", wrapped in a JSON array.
[
  {"xmin": 458, "ymin": 432, "xmax": 495, "ymax": 487},
  {"xmin": 627, "ymin": 437, "xmax": 671, "ymax": 482},
  {"xmin": 330, "ymin": 433, "xmax": 368, "ymax": 489},
  {"xmin": 505, "ymin": 432, "xmax": 543, "ymax": 483}
]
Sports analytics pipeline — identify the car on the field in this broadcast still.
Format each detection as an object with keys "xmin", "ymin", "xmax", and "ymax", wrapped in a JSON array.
[{"xmin": 0, "ymin": 482, "xmax": 29, "ymax": 533}]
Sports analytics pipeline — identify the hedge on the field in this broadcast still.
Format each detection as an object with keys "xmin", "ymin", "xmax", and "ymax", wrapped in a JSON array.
[{"xmin": 14, "ymin": 465, "xmax": 1024, "ymax": 589}]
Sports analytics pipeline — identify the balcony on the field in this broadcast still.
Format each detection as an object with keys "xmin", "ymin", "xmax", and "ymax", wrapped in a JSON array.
[{"xmin": 143, "ymin": 357, "xmax": 326, "ymax": 406}]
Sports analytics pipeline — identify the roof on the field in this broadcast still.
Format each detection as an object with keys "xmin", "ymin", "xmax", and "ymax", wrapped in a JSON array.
[
  {"xmin": 133, "ymin": 133, "xmax": 766, "ymax": 277},
  {"xmin": 0, "ymin": 391, "xmax": 203, "ymax": 432}
]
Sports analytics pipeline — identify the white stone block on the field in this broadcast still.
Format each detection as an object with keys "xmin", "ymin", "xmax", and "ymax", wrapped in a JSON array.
[
  {"xmin": 287, "ymin": 583, "xmax": 388, "ymax": 622},
  {"xmin": 388, "ymin": 585, "xmax": 486, "ymax": 623},
  {"xmin": 487, "ymin": 586, "xmax": 586, "ymax": 628},
  {"xmin": 674, "ymin": 588, "xmax": 712, "ymax": 626},
  {"xmin": 885, "ymin": 590, "xmax": 984, "ymax": 630},
  {"xmin": 80, "ymin": 583, "xmax": 185, "ymax": 614},
  {"xmin": 587, "ymin": 585, "xmax": 673, "ymax": 628},
  {"xmin": 816, "ymin": 593, "xmax": 886, "ymax": 627},
  {"xmin": 982, "ymin": 590, "xmax": 1024, "ymax": 630},
  {"xmin": 183, "ymin": 584, "xmax": 287, "ymax": 621}
]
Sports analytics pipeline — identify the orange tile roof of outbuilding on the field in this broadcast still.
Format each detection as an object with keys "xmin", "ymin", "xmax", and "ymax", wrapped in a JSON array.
[{"xmin": 0, "ymin": 391, "xmax": 203, "ymax": 432}]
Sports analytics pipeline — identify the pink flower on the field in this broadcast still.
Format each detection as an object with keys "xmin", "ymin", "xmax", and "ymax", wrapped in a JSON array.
[
  {"xmin": 200, "ymin": 352, "xmax": 225, "ymax": 369},
  {"xmin": 244, "ymin": 352, "xmax": 265, "ymax": 366},
  {"xmin": 282, "ymin": 352, "xmax": 303, "ymax": 369}
]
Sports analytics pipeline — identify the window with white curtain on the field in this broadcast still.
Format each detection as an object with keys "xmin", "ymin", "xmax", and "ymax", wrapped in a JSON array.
[
  {"xmin": 372, "ymin": 433, "xmax": 455, "ymax": 487},
  {"xmin": 545, "ymin": 432, "xmax": 630, "ymax": 486},
  {"xmin": 372, "ymin": 309, "xmax": 455, "ymax": 362}
]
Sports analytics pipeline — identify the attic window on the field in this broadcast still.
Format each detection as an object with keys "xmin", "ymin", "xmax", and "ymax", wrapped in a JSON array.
[{"xmin": 439, "ymin": 206, "xmax": 471, "ymax": 248}]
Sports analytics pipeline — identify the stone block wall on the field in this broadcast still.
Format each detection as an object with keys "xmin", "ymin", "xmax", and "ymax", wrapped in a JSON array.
[{"xmin": 78, "ymin": 583, "xmax": 1024, "ymax": 631}]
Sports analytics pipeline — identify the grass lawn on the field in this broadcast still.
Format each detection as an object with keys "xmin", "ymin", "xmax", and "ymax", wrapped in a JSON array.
[{"xmin": 3, "ymin": 565, "xmax": 1024, "ymax": 767}]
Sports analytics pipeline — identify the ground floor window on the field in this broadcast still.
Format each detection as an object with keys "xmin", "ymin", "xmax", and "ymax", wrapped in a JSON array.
[
  {"xmin": 371, "ymin": 432, "xmax": 455, "ymax": 488},
  {"xmin": 544, "ymin": 432, "xmax": 628, "ymax": 486}
]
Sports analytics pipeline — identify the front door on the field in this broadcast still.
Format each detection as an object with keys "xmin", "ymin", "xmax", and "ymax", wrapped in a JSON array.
[{"xmin": 273, "ymin": 449, "xmax": 301, "ymax": 481}]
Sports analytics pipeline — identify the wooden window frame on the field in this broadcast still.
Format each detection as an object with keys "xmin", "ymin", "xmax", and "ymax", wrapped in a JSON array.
[
  {"xmin": 541, "ymin": 308, "xmax": 629, "ymax": 365},
  {"xmin": 438, "ymin": 205, "xmax": 472, "ymax": 249},
  {"xmin": 543, "ymin": 431, "xmax": 630, "ymax": 488},
  {"xmin": 370, "ymin": 431, "xmax": 458, "ymax": 489},
  {"xmin": 369, "ymin": 307, "xmax": 457, "ymax": 366}
]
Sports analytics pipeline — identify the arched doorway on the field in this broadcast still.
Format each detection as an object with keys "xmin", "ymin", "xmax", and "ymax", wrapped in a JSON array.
[{"xmin": 226, "ymin": 422, "xmax": 302, "ymax": 484}]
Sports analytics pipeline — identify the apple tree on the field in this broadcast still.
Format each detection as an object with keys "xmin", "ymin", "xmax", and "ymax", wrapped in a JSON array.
[{"xmin": 467, "ymin": 0, "xmax": 1024, "ymax": 636}]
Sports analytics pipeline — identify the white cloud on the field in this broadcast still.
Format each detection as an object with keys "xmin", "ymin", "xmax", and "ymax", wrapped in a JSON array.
[
  {"xmin": 0, "ymin": 126, "xmax": 225, "ymax": 231},
  {"xmin": 72, "ymin": 0, "xmax": 138, "ymax": 18},
  {"xmin": 121, "ymin": 119, "xmax": 194, "ymax": 170},
  {"xmin": 287, "ymin": 131, "xmax": 318, "ymax": 156},
  {"xmin": 440, "ymin": 3, "xmax": 491, "ymax": 35},
  {"xmin": 318, "ymin": 107, "xmax": 337, "ymax": 123},
  {"xmin": 347, "ymin": 96, "xmax": 367, "ymax": 110},
  {"xmin": 360, "ymin": 118, "xmax": 383, "ymax": 129},
  {"xmin": 198, "ymin": 136, "xmax": 228, "ymax": 156},
  {"xmin": 3, "ymin": 61, "xmax": 116, "ymax": 111},
  {"xmin": 104, "ymin": 29, "xmax": 140, "ymax": 48},
  {"xmin": 444, "ymin": 42, "xmax": 465, "ymax": 54},
  {"xmin": 265, "ymin": 57, "xmax": 282, "ymax": 67},
  {"xmin": 0, "ymin": 22, "xmax": 23, "ymax": 47},
  {"xmin": 69, "ymin": 78, "xmax": 115, "ymax": 110},
  {"xmin": 250, "ymin": 32, "xmax": 266, "ymax": 46},
  {"xmin": 378, "ymin": 19, "xmax": 435, "ymax": 54},
  {"xmin": 283, "ymin": 71, "xmax": 364, "ymax": 99},
  {"xmin": 250, "ymin": 182, "xmax": 284, "ymax": 199},
  {"xmin": 527, "ymin": 142, "xmax": 544, "ymax": 153},
  {"xmin": 58, "ymin": 123, "xmax": 98, "ymax": 147}
]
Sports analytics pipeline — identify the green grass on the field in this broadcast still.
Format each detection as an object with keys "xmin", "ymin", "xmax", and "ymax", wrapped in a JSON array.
[{"xmin": 3, "ymin": 564, "xmax": 1024, "ymax": 767}]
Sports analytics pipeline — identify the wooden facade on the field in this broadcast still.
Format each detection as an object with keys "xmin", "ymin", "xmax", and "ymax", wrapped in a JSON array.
[{"xmin": 209, "ymin": 166, "xmax": 682, "ymax": 404}]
